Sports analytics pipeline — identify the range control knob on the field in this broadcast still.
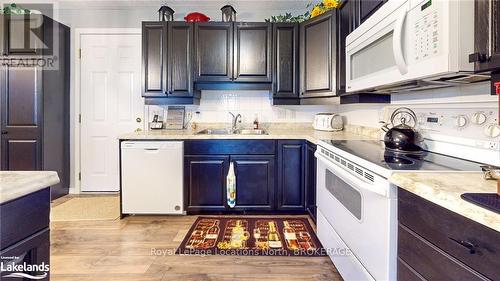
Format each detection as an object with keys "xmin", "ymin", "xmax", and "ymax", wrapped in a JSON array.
[
  {"xmin": 484, "ymin": 123, "xmax": 500, "ymax": 138},
  {"xmin": 471, "ymin": 112, "xmax": 487, "ymax": 125},
  {"xmin": 455, "ymin": 115, "xmax": 468, "ymax": 128}
]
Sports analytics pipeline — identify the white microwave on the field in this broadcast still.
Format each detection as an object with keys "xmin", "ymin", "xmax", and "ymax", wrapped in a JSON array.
[{"xmin": 346, "ymin": 0, "xmax": 488, "ymax": 94}]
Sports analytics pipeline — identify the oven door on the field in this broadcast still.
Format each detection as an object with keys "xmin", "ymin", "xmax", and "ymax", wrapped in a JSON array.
[
  {"xmin": 346, "ymin": 0, "xmax": 411, "ymax": 93},
  {"xmin": 315, "ymin": 152, "xmax": 397, "ymax": 281}
]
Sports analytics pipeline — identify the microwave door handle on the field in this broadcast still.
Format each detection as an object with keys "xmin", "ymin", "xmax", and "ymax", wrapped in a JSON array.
[{"xmin": 393, "ymin": 7, "xmax": 408, "ymax": 75}]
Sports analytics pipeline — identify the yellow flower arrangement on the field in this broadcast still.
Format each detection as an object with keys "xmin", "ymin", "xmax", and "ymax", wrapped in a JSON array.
[
  {"xmin": 309, "ymin": 0, "xmax": 341, "ymax": 19},
  {"xmin": 323, "ymin": 0, "xmax": 340, "ymax": 9},
  {"xmin": 311, "ymin": 6, "xmax": 324, "ymax": 18}
]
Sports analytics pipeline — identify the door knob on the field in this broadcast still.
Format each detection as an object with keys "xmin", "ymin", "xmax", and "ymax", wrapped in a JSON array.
[{"xmin": 136, "ymin": 118, "xmax": 142, "ymax": 123}]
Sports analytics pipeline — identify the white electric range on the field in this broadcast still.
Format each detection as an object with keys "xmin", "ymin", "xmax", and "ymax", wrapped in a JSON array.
[{"xmin": 315, "ymin": 107, "xmax": 499, "ymax": 281}]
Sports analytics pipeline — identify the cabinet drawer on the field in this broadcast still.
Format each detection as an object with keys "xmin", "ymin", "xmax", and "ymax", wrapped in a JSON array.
[
  {"xmin": 0, "ymin": 188, "xmax": 50, "ymax": 250},
  {"xmin": 398, "ymin": 188, "xmax": 500, "ymax": 280},
  {"xmin": 397, "ymin": 258, "xmax": 425, "ymax": 281},
  {"xmin": 398, "ymin": 224, "xmax": 488, "ymax": 281},
  {"xmin": 184, "ymin": 140, "xmax": 275, "ymax": 155}
]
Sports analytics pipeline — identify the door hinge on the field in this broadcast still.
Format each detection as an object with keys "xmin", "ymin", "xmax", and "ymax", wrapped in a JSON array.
[
  {"xmin": 78, "ymin": 172, "xmax": 81, "ymax": 181},
  {"xmin": 78, "ymin": 114, "xmax": 81, "ymax": 123},
  {"xmin": 78, "ymin": 48, "xmax": 82, "ymax": 59}
]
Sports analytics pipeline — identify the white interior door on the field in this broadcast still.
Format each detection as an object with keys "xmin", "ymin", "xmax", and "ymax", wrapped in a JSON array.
[{"xmin": 80, "ymin": 33, "xmax": 143, "ymax": 192}]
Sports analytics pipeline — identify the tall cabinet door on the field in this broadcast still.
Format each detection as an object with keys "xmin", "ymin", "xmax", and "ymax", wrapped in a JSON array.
[
  {"xmin": 272, "ymin": 23, "xmax": 299, "ymax": 98},
  {"xmin": 231, "ymin": 155, "xmax": 275, "ymax": 211},
  {"xmin": 142, "ymin": 22, "xmax": 167, "ymax": 97},
  {"xmin": 233, "ymin": 22, "xmax": 272, "ymax": 82},
  {"xmin": 194, "ymin": 22, "xmax": 233, "ymax": 82},
  {"xmin": 185, "ymin": 155, "xmax": 229, "ymax": 212},
  {"xmin": 277, "ymin": 140, "xmax": 305, "ymax": 211},
  {"xmin": 471, "ymin": 0, "xmax": 500, "ymax": 72},
  {"xmin": 1, "ymin": 66, "xmax": 43, "ymax": 170},
  {"xmin": 167, "ymin": 22, "xmax": 194, "ymax": 97},
  {"xmin": 300, "ymin": 11, "xmax": 337, "ymax": 98}
]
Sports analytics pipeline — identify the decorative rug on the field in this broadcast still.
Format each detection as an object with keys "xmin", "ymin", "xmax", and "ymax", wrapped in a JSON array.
[
  {"xmin": 176, "ymin": 217, "xmax": 326, "ymax": 256},
  {"xmin": 50, "ymin": 195, "xmax": 120, "ymax": 221}
]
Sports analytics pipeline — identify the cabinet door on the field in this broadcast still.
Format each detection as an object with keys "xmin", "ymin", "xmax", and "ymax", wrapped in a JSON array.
[
  {"xmin": 194, "ymin": 22, "xmax": 233, "ymax": 82},
  {"xmin": 0, "ymin": 229, "xmax": 50, "ymax": 281},
  {"xmin": 471, "ymin": 0, "xmax": 500, "ymax": 72},
  {"xmin": 185, "ymin": 155, "xmax": 229, "ymax": 212},
  {"xmin": 167, "ymin": 22, "xmax": 194, "ymax": 97},
  {"xmin": 142, "ymin": 22, "xmax": 167, "ymax": 97},
  {"xmin": 337, "ymin": 0, "xmax": 356, "ymax": 95},
  {"xmin": 233, "ymin": 22, "xmax": 272, "ymax": 82},
  {"xmin": 272, "ymin": 23, "xmax": 298, "ymax": 98},
  {"xmin": 1, "ymin": 66, "xmax": 43, "ymax": 171},
  {"xmin": 277, "ymin": 140, "xmax": 305, "ymax": 211},
  {"xmin": 358, "ymin": 0, "xmax": 386, "ymax": 24},
  {"xmin": 300, "ymin": 11, "xmax": 337, "ymax": 98},
  {"xmin": 3, "ymin": 14, "xmax": 44, "ymax": 56},
  {"xmin": 231, "ymin": 155, "xmax": 275, "ymax": 211},
  {"xmin": 305, "ymin": 142, "xmax": 317, "ymax": 221}
]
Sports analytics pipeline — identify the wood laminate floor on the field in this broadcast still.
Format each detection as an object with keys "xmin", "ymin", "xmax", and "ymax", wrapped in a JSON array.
[{"xmin": 50, "ymin": 213, "xmax": 343, "ymax": 281}]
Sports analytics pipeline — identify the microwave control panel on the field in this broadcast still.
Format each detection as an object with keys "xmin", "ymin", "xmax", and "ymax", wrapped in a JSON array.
[{"xmin": 412, "ymin": 0, "xmax": 441, "ymax": 62}]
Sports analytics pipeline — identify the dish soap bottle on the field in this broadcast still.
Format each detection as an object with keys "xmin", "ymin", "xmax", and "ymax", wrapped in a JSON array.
[
  {"xmin": 253, "ymin": 114, "xmax": 259, "ymax": 129},
  {"xmin": 227, "ymin": 162, "xmax": 236, "ymax": 208}
]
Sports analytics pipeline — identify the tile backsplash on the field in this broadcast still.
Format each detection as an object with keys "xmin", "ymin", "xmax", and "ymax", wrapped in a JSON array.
[{"xmin": 146, "ymin": 91, "xmax": 333, "ymax": 125}]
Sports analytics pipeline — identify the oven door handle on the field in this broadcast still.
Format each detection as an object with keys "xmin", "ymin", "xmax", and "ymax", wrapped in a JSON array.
[
  {"xmin": 393, "ymin": 6, "xmax": 408, "ymax": 75},
  {"xmin": 315, "ymin": 152, "xmax": 388, "ymax": 198}
]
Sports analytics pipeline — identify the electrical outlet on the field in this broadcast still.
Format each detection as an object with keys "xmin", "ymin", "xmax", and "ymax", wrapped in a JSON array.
[{"xmin": 488, "ymin": 141, "xmax": 499, "ymax": 150}]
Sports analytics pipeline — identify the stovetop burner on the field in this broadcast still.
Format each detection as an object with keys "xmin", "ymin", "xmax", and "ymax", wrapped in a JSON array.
[{"xmin": 320, "ymin": 140, "xmax": 483, "ymax": 172}]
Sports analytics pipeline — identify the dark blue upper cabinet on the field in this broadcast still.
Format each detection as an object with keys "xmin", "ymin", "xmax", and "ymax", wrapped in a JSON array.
[
  {"xmin": 142, "ymin": 22, "xmax": 167, "ymax": 97},
  {"xmin": 231, "ymin": 155, "xmax": 275, "ymax": 211},
  {"xmin": 471, "ymin": 0, "xmax": 500, "ymax": 72},
  {"xmin": 194, "ymin": 22, "xmax": 234, "ymax": 82}
]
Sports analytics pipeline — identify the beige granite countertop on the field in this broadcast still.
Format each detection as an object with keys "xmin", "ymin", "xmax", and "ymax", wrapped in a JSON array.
[
  {"xmin": 0, "ymin": 171, "xmax": 60, "ymax": 204},
  {"xmin": 390, "ymin": 172, "xmax": 499, "ymax": 232},
  {"xmin": 118, "ymin": 123, "xmax": 381, "ymax": 143}
]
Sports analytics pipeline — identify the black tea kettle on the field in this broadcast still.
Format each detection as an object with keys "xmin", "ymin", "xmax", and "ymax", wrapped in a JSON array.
[{"xmin": 381, "ymin": 108, "xmax": 423, "ymax": 152}]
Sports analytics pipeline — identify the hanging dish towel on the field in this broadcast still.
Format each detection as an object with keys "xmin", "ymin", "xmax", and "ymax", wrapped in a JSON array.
[{"xmin": 227, "ymin": 162, "xmax": 236, "ymax": 208}]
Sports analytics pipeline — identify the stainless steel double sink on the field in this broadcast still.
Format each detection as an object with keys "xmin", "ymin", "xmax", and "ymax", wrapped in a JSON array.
[{"xmin": 196, "ymin": 128, "xmax": 268, "ymax": 135}]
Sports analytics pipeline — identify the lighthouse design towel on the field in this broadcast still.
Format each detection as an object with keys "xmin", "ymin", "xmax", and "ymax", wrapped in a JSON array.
[{"xmin": 227, "ymin": 162, "xmax": 236, "ymax": 208}]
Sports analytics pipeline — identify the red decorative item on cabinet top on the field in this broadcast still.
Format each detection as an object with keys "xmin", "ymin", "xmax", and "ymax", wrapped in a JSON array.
[{"xmin": 184, "ymin": 12, "xmax": 210, "ymax": 22}]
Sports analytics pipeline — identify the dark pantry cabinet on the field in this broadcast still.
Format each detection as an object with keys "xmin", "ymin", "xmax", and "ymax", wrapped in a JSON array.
[
  {"xmin": 142, "ymin": 21, "xmax": 199, "ymax": 103},
  {"xmin": 0, "ymin": 16, "xmax": 70, "ymax": 200},
  {"xmin": 470, "ymin": 0, "xmax": 500, "ymax": 72},
  {"xmin": 300, "ymin": 10, "xmax": 337, "ymax": 98}
]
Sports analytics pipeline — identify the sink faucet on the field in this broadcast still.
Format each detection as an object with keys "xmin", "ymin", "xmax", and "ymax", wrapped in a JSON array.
[{"xmin": 229, "ymin": 112, "xmax": 241, "ymax": 131}]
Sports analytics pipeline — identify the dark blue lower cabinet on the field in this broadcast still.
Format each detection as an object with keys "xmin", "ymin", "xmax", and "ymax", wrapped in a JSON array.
[
  {"xmin": 277, "ymin": 140, "xmax": 306, "ymax": 211},
  {"xmin": 184, "ymin": 140, "xmax": 313, "ymax": 214},
  {"xmin": 231, "ymin": 155, "xmax": 275, "ymax": 211},
  {"xmin": 185, "ymin": 155, "xmax": 229, "ymax": 212},
  {"xmin": 305, "ymin": 142, "xmax": 317, "ymax": 221}
]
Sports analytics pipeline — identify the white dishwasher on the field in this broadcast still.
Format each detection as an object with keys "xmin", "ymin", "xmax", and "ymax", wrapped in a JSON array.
[{"xmin": 121, "ymin": 141, "xmax": 184, "ymax": 214}]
